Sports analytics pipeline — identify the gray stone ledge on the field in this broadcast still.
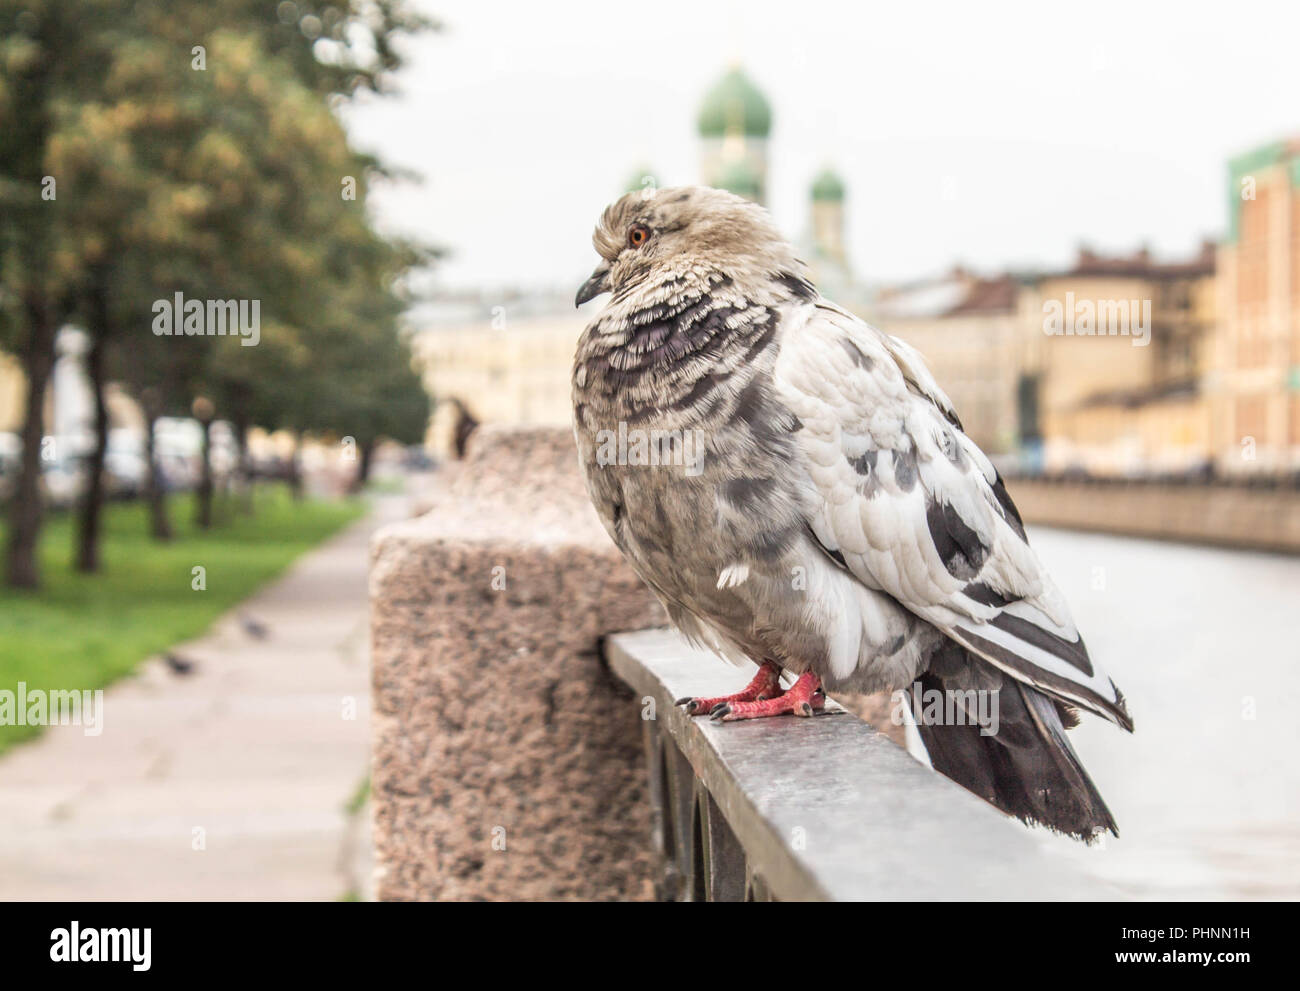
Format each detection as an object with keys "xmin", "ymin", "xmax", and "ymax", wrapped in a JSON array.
[{"xmin": 608, "ymin": 627, "xmax": 1121, "ymax": 901}]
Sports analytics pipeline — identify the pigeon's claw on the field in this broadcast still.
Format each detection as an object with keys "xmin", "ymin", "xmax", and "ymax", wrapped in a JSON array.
[
  {"xmin": 711, "ymin": 671, "xmax": 825, "ymax": 722},
  {"xmin": 676, "ymin": 661, "xmax": 782, "ymax": 716}
]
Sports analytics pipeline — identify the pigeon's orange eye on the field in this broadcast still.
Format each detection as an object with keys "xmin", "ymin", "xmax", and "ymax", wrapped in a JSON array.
[{"xmin": 627, "ymin": 224, "xmax": 650, "ymax": 248}]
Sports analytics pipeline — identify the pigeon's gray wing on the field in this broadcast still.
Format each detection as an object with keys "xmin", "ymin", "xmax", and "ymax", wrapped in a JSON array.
[{"xmin": 772, "ymin": 301, "xmax": 1132, "ymax": 729}]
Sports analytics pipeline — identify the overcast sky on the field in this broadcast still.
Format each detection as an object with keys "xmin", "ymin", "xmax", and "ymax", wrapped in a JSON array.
[{"xmin": 341, "ymin": 0, "xmax": 1300, "ymax": 295}]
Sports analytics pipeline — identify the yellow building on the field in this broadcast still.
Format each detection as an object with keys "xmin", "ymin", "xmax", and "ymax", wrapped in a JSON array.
[
  {"xmin": 412, "ymin": 301, "xmax": 586, "ymax": 457},
  {"xmin": 1213, "ymin": 138, "xmax": 1300, "ymax": 474},
  {"xmin": 1019, "ymin": 245, "xmax": 1217, "ymax": 475},
  {"xmin": 868, "ymin": 242, "xmax": 1218, "ymax": 474},
  {"xmin": 1, "ymin": 350, "xmax": 24, "ymax": 433},
  {"xmin": 869, "ymin": 270, "xmax": 1022, "ymax": 455}
]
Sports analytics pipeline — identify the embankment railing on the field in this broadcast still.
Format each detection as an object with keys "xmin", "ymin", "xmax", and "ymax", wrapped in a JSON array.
[{"xmin": 606, "ymin": 628, "xmax": 1114, "ymax": 901}]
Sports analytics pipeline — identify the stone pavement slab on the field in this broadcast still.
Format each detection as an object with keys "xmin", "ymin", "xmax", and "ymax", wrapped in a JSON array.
[{"xmin": 0, "ymin": 495, "xmax": 406, "ymax": 901}]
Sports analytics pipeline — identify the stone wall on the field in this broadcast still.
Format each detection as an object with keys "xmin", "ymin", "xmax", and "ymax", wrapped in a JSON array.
[
  {"xmin": 1007, "ymin": 477, "xmax": 1300, "ymax": 552},
  {"xmin": 369, "ymin": 426, "xmax": 666, "ymax": 900}
]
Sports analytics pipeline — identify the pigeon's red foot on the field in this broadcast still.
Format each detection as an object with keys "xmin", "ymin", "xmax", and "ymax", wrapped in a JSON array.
[
  {"xmin": 675, "ymin": 661, "xmax": 782, "ymax": 716},
  {"xmin": 678, "ymin": 668, "xmax": 826, "ymax": 722},
  {"xmin": 710, "ymin": 670, "xmax": 825, "ymax": 721}
]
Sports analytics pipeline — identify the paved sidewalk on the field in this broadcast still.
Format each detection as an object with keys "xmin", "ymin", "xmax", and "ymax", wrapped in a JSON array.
[{"xmin": 0, "ymin": 495, "xmax": 407, "ymax": 901}]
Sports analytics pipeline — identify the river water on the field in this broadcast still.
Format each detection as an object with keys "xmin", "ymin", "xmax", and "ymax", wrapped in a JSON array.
[{"xmin": 1021, "ymin": 526, "xmax": 1300, "ymax": 900}]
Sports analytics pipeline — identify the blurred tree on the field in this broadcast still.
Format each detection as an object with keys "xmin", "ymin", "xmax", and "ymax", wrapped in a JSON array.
[
  {"xmin": 140, "ymin": 2, "xmax": 438, "ymax": 527},
  {"xmin": 2, "ymin": 0, "xmax": 436, "ymax": 578},
  {"xmin": 0, "ymin": 0, "xmax": 123, "ymax": 586},
  {"xmin": 324, "ymin": 323, "xmax": 432, "ymax": 492}
]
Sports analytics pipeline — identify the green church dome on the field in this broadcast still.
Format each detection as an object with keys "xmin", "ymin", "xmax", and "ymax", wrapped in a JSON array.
[
  {"xmin": 811, "ymin": 168, "xmax": 845, "ymax": 202},
  {"xmin": 697, "ymin": 67, "xmax": 772, "ymax": 138},
  {"xmin": 715, "ymin": 158, "xmax": 762, "ymax": 199}
]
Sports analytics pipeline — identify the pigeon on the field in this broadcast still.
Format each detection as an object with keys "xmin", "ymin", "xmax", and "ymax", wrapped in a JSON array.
[
  {"xmin": 571, "ymin": 185, "xmax": 1132, "ymax": 841},
  {"xmin": 164, "ymin": 652, "xmax": 197, "ymax": 676},
  {"xmin": 239, "ymin": 613, "xmax": 270, "ymax": 640}
]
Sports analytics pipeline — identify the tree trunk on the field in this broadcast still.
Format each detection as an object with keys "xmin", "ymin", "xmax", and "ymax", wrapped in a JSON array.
[
  {"xmin": 4, "ymin": 292, "xmax": 57, "ymax": 589},
  {"xmin": 141, "ymin": 395, "xmax": 172, "ymax": 542},
  {"xmin": 288, "ymin": 431, "xmax": 304, "ymax": 501},
  {"xmin": 353, "ymin": 438, "xmax": 375, "ymax": 492},
  {"xmin": 196, "ymin": 418, "xmax": 214, "ymax": 529},
  {"xmin": 74, "ymin": 321, "xmax": 110, "ymax": 573},
  {"xmin": 234, "ymin": 416, "xmax": 254, "ymax": 515},
  {"xmin": 2, "ymin": 4, "xmax": 59, "ymax": 590}
]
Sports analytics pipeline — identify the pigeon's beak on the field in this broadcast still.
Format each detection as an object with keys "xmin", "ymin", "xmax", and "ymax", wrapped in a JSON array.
[{"xmin": 575, "ymin": 262, "xmax": 611, "ymax": 308}]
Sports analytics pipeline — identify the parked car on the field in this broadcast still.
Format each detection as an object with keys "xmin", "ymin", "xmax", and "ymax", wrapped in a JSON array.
[
  {"xmin": 105, "ymin": 449, "xmax": 146, "ymax": 499},
  {"xmin": 41, "ymin": 456, "xmax": 85, "ymax": 510},
  {"xmin": 103, "ymin": 430, "xmax": 146, "ymax": 499}
]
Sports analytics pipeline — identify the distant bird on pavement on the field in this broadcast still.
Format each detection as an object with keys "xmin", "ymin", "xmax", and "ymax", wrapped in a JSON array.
[
  {"xmin": 239, "ymin": 613, "xmax": 270, "ymax": 640},
  {"xmin": 571, "ymin": 185, "xmax": 1132, "ymax": 841},
  {"xmin": 164, "ymin": 652, "xmax": 197, "ymax": 676}
]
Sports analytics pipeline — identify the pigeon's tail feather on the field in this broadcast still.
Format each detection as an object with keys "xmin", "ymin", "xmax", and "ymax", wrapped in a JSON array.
[{"xmin": 911, "ymin": 666, "xmax": 1118, "ymax": 842}]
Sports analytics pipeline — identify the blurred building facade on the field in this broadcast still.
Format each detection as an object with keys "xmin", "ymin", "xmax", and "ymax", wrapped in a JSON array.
[
  {"xmin": 1213, "ymin": 137, "xmax": 1300, "ymax": 475},
  {"xmin": 1020, "ymin": 244, "xmax": 1218, "ymax": 475},
  {"xmin": 404, "ymin": 72, "xmax": 1300, "ymax": 481},
  {"xmin": 869, "ymin": 269, "xmax": 1023, "ymax": 455},
  {"xmin": 869, "ymin": 243, "xmax": 1218, "ymax": 472},
  {"xmin": 0, "ymin": 351, "xmax": 22, "ymax": 434},
  {"xmin": 412, "ymin": 297, "xmax": 584, "ymax": 457}
]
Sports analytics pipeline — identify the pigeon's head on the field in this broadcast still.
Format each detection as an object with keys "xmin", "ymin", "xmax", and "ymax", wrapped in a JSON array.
[{"xmin": 575, "ymin": 185, "xmax": 800, "ymax": 307}]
